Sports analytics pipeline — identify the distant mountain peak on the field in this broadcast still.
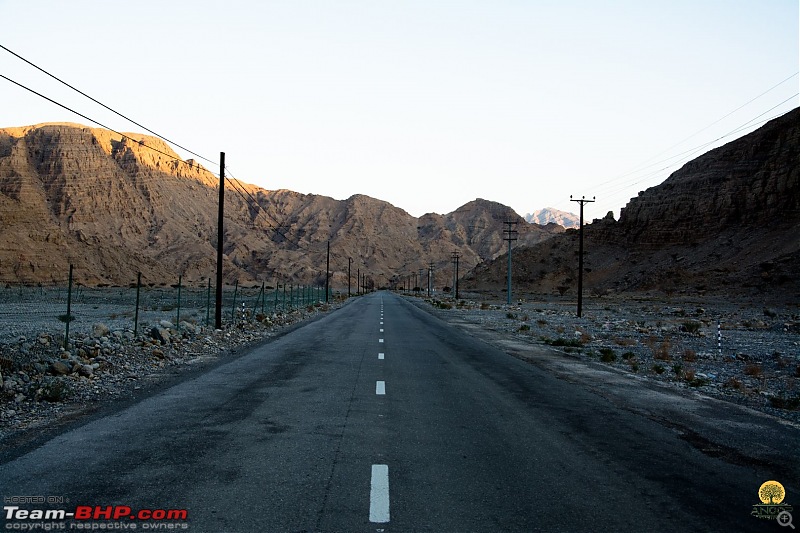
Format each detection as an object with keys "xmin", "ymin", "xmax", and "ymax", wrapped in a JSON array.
[{"xmin": 525, "ymin": 207, "xmax": 579, "ymax": 228}]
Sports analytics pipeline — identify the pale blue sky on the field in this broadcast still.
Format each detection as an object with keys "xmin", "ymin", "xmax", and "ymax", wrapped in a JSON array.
[{"xmin": 1, "ymin": 0, "xmax": 797, "ymax": 219}]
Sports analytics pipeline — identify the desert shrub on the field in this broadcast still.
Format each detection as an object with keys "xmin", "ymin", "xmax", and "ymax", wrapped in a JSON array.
[
  {"xmin": 518, "ymin": 324, "xmax": 530, "ymax": 332},
  {"xmin": 480, "ymin": 302, "xmax": 490, "ymax": 310},
  {"xmin": 682, "ymin": 349, "xmax": 697, "ymax": 362},
  {"xmin": 724, "ymin": 377, "xmax": 743, "ymax": 390},
  {"xmin": 544, "ymin": 337, "xmax": 583, "ymax": 348},
  {"xmin": 599, "ymin": 348, "xmax": 617, "ymax": 362},
  {"xmin": 622, "ymin": 351, "xmax": 636, "ymax": 360},
  {"xmin": 744, "ymin": 364, "xmax": 763, "ymax": 377},
  {"xmin": 537, "ymin": 319, "xmax": 547, "ymax": 326},
  {"xmin": 672, "ymin": 363, "xmax": 683, "ymax": 377},
  {"xmin": 614, "ymin": 337, "xmax": 637, "ymax": 347},
  {"xmin": 648, "ymin": 336, "xmax": 672, "ymax": 361},
  {"xmin": 681, "ymin": 321, "xmax": 701, "ymax": 335},
  {"xmin": 36, "ymin": 378, "xmax": 71, "ymax": 402},
  {"xmin": 506, "ymin": 312, "xmax": 517, "ymax": 319},
  {"xmin": 769, "ymin": 395, "xmax": 800, "ymax": 410},
  {"xmin": 652, "ymin": 364, "xmax": 665, "ymax": 374}
]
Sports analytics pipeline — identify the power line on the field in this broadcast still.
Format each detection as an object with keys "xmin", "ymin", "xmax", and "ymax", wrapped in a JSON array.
[
  {"xmin": 0, "ymin": 73, "xmax": 192, "ymax": 166},
  {"xmin": 0, "ymin": 43, "xmax": 218, "ymax": 167}
]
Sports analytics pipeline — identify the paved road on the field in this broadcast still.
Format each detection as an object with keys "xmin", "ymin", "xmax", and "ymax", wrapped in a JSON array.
[{"xmin": 1, "ymin": 291, "xmax": 797, "ymax": 532}]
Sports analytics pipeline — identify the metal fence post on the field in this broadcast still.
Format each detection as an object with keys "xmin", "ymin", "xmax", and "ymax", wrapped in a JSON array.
[
  {"xmin": 205, "ymin": 278, "xmax": 211, "ymax": 327},
  {"xmin": 176, "ymin": 275, "xmax": 182, "ymax": 331},
  {"xmin": 64, "ymin": 264, "xmax": 74, "ymax": 351},
  {"xmin": 231, "ymin": 280, "xmax": 239, "ymax": 324},
  {"xmin": 134, "ymin": 272, "xmax": 141, "ymax": 336}
]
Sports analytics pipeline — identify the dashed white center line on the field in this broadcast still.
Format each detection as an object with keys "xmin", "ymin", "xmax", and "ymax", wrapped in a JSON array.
[
  {"xmin": 380, "ymin": 328, "xmax": 384, "ymax": 332},
  {"xmin": 378, "ymin": 352, "xmax": 384, "ymax": 360},
  {"xmin": 376, "ymin": 381, "xmax": 386, "ymax": 395},
  {"xmin": 379, "ymin": 339, "xmax": 384, "ymax": 343},
  {"xmin": 370, "ymin": 464, "xmax": 390, "ymax": 523}
]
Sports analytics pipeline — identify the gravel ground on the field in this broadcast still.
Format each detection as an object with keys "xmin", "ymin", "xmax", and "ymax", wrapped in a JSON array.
[
  {"xmin": 2, "ymin": 290, "xmax": 798, "ymax": 446},
  {"xmin": 0, "ymin": 293, "xmax": 340, "ymax": 445},
  {"xmin": 419, "ymin": 291, "xmax": 800, "ymax": 425}
]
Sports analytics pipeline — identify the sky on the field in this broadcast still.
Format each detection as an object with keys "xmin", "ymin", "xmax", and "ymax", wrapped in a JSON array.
[{"xmin": 1, "ymin": 0, "xmax": 797, "ymax": 220}]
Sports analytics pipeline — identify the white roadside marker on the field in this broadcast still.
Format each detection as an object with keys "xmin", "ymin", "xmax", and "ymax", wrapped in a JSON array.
[
  {"xmin": 370, "ymin": 464, "xmax": 390, "ymax": 523},
  {"xmin": 376, "ymin": 381, "xmax": 386, "ymax": 395}
]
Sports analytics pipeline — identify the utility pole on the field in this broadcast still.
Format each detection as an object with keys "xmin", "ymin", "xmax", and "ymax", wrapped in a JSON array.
[
  {"xmin": 570, "ymin": 195, "xmax": 595, "ymax": 318},
  {"xmin": 451, "ymin": 251, "xmax": 460, "ymax": 300},
  {"xmin": 325, "ymin": 240, "xmax": 330, "ymax": 303},
  {"xmin": 348, "ymin": 257, "xmax": 352, "ymax": 297},
  {"xmin": 503, "ymin": 220, "xmax": 518, "ymax": 305},
  {"xmin": 215, "ymin": 151, "xmax": 225, "ymax": 330}
]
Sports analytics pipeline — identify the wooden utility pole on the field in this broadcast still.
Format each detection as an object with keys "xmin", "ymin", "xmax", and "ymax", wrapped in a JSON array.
[
  {"xmin": 570, "ymin": 195, "xmax": 595, "ymax": 318},
  {"xmin": 215, "ymin": 152, "xmax": 225, "ymax": 329},
  {"xmin": 503, "ymin": 220, "xmax": 518, "ymax": 305}
]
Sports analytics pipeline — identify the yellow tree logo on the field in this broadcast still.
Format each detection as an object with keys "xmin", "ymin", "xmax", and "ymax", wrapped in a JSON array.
[{"xmin": 759, "ymin": 481, "xmax": 786, "ymax": 505}]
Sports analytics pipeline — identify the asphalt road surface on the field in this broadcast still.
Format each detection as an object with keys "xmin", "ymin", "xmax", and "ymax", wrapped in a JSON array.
[{"xmin": 1, "ymin": 291, "xmax": 797, "ymax": 532}]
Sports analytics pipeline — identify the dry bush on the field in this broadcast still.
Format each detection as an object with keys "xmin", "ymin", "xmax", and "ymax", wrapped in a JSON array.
[
  {"xmin": 647, "ymin": 336, "xmax": 672, "ymax": 361},
  {"xmin": 725, "ymin": 377, "xmax": 744, "ymax": 390},
  {"xmin": 614, "ymin": 337, "xmax": 637, "ymax": 347},
  {"xmin": 682, "ymin": 349, "xmax": 697, "ymax": 363},
  {"xmin": 683, "ymin": 368, "xmax": 696, "ymax": 382},
  {"xmin": 744, "ymin": 364, "xmax": 763, "ymax": 377}
]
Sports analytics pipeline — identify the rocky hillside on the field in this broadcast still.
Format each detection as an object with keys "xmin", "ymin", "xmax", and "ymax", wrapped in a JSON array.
[
  {"xmin": 0, "ymin": 123, "xmax": 561, "ymax": 288},
  {"xmin": 465, "ymin": 108, "xmax": 800, "ymax": 300}
]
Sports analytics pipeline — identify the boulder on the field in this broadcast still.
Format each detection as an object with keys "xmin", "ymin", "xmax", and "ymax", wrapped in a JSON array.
[
  {"xmin": 150, "ymin": 326, "xmax": 170, "ymax": 344},
  {"xmin": 50, "ymin": 360, "xmax": 72, "ymax": 375}
]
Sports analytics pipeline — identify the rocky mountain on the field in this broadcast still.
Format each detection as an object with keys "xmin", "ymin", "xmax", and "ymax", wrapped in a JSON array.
[
  {"xmin": 524, "ymin": 208, "xmax": 579, "ymax": 228},
  {"xmin": 464, "ymin": 108, "xmax": 800, "ymax": 300},
  {"xmin": 0, "ymin": 123, "xmax": 562, "ymax": 288}
]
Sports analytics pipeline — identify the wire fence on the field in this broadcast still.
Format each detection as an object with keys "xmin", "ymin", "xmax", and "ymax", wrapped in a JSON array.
[{"xmin": 0, "ymin": 275, "xmax": 332, "ymax": 346}]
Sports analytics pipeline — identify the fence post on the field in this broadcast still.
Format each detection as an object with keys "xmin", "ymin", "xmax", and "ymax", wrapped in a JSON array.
[
  {"xmin": 64, "ymin": 264, "xmax": 74, "ymax": 351},
  {"xmin": 134, "ymin": 272, "xmax": 141, "ymax": 336},
  {"xmin": 205, "ymin": 279, "xmax": 211, "ymax": 327},
  {"xmin": 176, "ymin": 275, "xmax": 182, "ymax": 331},
  {"xmin": 231, "ymin": 280, "xmax": 239, "ymax": 324},
  {"xmin": 274, "ymin": 280, "xmax": 279, "ymax": 312}
]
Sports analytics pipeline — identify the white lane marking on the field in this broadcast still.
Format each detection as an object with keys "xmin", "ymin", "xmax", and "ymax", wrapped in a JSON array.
[
  {"xmin": 378, "ymin": 353, "xmax": 384, "ymax": 360},
  {"xmin": 380, "ymin": 328, "xmax": 384, "ymax": 332},
  {"xmin": 376, "ymin": 381, "xmax": 386, "ymax": 395},
  {"xmin": 379, "ymin": 339, "xmax": 384, "ymax": 343},
  {"xmin": 370, "ymin": 464, "xmax": 390, "ymax": 523}
]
